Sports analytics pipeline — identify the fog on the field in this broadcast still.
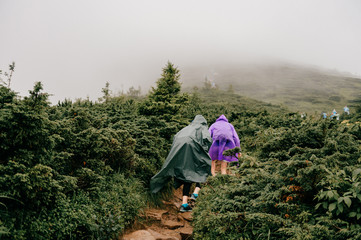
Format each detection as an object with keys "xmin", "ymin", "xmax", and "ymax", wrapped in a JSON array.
[{"xmin": 1, "ymin": 0, "xmax": 361, "ymax": 103}]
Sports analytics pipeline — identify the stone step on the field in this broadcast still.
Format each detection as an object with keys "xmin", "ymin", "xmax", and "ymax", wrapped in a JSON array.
[
  {"xmin": 178, "ymin": 212, "xmax": 192, "ymax": 222},
  {"xmin": 144, "ymin": 209, "xmax": 169, "ymax": 221}
]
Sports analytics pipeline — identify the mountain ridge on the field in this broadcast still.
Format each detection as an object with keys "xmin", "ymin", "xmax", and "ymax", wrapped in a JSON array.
[{"xmin": 180, "ymin": 63, "xmax": 361, "ymax": 114}]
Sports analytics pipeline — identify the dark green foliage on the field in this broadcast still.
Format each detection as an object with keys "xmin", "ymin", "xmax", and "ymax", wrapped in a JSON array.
[
  {"xmin": 0, "ymin": 162, "xmax": 68, "ymax": 210},
  {"xmin": 0, "ymin": 81, "xmax": 148, "ymax": 238},
  {"xmin": 2, "ymin": 62, "xmax": 361, "ymax": 239},
  {"xmin": 23, "ymin": 82, "xmax": 50, "ymax": 110},
  {"xmin": 0, "ymin": 62, "xmax": 193, "ymax": 238},
  {"xmin": 1, "ymin": 174, "xmax": 144, "ymax": 240},
  {"xmin": 0, "ymin": 82, "xmax": 54, "ymax": 166},
  {"xmin": 223, "ymin": 147, "xmax": 241, "ymax": 158},
  {"xmin": 0, "ymin": 85, "xmax": 16, "ymax": 108},
  {"xmin": 139, "ymin": 62, "xmax": 189, "ymax": 120},
  {"xmin": 193, "ymin": 112, "xmax": 361, "ymax": 239}
]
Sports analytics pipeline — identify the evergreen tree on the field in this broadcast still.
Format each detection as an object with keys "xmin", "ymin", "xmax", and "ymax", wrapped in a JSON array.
[
  {"xmin": 99, "ymin": 81, "xmax": 111, "ymax": 103},
  {"xmin": 0, "ymin": 62, "xmax": 16, "ymax": 107},
  {"xmin": 151, "ymin": 61, "xmax": 181, "ymax": 101},
  {"xmin": 139, "ymin": 62, "xmax": 188, "ymax": 120},
  {"xmin": 23, "ymin": 82, "xmax": 50, "ymax": 111},
  {"xmin": 126, "ymin": 86, "xmax": 141, "ymax": 98}
]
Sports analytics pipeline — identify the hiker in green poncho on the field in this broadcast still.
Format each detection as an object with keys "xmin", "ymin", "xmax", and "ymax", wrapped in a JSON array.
[{"xmin": 150, "ymin": 115, "xmax": 212, "ymax": 212}]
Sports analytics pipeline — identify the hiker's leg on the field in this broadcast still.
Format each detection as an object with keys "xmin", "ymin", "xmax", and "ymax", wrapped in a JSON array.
[
  {"xmin": 211, "ymin": 160, "xmax": 216, "ymax": 176},
  {"xmin": 182, "ymin": 196, "xmax": 188, "ymax": 205},
  {"xmin": 182, "ymin": 182, "xmax": 191, "ymax": 204},
  {"xmin": 190, "ymin": 183, "xmax": 201, "ymax": 200},
  {"xmin": 180, "ymin": 183, "xmax": 193, "ymax": 212},
  {"xmin": 193, "ymin": 183, "xmax": 201, "ymax": 195},
  {"xmin": 221, "ymin": 161, "xmax": 228, "ymax": 175}
]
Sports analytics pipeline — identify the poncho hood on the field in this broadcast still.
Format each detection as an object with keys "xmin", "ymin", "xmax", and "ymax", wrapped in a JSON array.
[
  {"xmin": 191, "ymin": 115, "xmax": 208, "ymax": 125},
  {"xmin": 216, "ymin": 114, "xmax": 228, "ymax": 122}
]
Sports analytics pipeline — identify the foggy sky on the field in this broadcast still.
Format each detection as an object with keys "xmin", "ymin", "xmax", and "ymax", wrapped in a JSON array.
[{"xmin": 1, "ymin": 0, "xmax": 361, "ymax": 104}]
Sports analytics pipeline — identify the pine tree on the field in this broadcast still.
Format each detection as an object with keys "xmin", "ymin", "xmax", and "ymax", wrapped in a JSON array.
[{"xmin": 139, "ymin": 62, "xmax": 188, "ymax": 120}]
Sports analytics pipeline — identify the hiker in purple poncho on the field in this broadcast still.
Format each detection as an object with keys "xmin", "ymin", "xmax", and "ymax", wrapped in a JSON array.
[{"xmin": 209, "ymin": 115, "xmax": 241, "ymax": 175}]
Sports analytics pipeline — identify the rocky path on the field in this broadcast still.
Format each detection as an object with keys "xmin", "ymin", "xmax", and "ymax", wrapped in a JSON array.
[{"xmin": 120, "ymin": 188, "xmax": 194, "ymax": 240}]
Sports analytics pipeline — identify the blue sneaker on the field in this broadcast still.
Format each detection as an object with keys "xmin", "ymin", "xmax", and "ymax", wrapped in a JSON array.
[
  {"xmin": 180, "ymin": 204, "xmax": 192, "ymax": 212},
  {"xmin": 190, "ymin": 193, "xmax": 198, "ymax": 201}
]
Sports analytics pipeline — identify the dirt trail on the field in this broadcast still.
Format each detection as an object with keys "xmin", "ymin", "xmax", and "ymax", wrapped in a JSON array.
[{"xmin": 120, "ymin": 187, "xmax": 194, "ymax": 240}]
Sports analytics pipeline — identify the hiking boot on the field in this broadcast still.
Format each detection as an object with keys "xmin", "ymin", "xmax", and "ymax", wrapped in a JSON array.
[
  {"xmin": 180, "ymin": 204, "xmax": 192, "ymax": 212},
  {"xmin": 190, "ymin": 193, "xmax": 198, "ymax": 201}
]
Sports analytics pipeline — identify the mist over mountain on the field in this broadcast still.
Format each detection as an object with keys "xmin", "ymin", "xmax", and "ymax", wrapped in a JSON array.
[{"xmin": 181, "ymin": 63, "xmax": 361, "ymax": 114}]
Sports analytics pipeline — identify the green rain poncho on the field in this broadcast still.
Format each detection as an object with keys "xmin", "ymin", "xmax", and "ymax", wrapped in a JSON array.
[{"xmin": 150, "ymin": 115, "xmax": 212, "ymax": 193}]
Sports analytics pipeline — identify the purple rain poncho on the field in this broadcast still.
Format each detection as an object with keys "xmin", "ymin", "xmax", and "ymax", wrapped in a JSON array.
[{"xmin": 209, "ymin": 115, "xmax": 240, "ymax": 162}]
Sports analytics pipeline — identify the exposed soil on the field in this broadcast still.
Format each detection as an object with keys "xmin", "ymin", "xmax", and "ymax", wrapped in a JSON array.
[
  {"xmin": 119, "ymin": 162, "xmax": 226, "ymax": 240},
  {"xmin": 120, "ymin": 187, "xmax": 194, "ymax": 240}
]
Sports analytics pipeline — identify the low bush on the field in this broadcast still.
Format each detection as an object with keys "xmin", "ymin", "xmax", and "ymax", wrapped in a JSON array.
[
  {"xmin": 1, "ymin": 173, "xmax": 145, "ymax": 239},
  {"xmin": 193, "ymin": 117, "xmax": 361, "ymax": 240}
]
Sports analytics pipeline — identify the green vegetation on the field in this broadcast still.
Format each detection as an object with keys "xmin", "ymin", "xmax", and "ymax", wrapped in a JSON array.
[
  {"xmin": 193, "ymin": 117, "xmax": 361, "ymax": 239},
  {"xmin": 1, "ymin": 62, "xmax": 361, "ymax": 239},
  {"xmin": 182, "ymin": 63, "xmax": 361, "ymax": 114},
  {"xmin": 0, "ymin": 63, "xmax": 187, "ymax": 239}
]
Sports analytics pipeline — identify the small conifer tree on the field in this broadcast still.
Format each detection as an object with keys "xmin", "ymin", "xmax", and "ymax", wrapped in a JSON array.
[
  {"xmin": 150, "ymin": 61, "xmax": 181, "ymax": 100},
  {"xmin": 99, "ymin": 81, "xmax": 111, "ymax": 102},
  {"xmin": 139, "ymin": 61, "xmax": 188, "ymax": 120}
]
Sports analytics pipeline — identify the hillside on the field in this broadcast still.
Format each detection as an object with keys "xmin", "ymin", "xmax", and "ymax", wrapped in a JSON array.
[
  {"xmin": 181, "ymin": 63, "xmax": 361, "ymax": 114},
  {"xmin": 2, "ymin": 62, "xmax": 361, "ymax": 239}
]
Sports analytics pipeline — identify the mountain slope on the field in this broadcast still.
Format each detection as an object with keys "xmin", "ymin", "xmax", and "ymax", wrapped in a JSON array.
[{"xmin": 181, "ymin": 63, "xmax": 361, "ymax": 114}]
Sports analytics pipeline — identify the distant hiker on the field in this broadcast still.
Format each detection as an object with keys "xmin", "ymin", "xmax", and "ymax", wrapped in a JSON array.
[
  {"xmin": 209, "ymin": 115, "xmax": 241, "ymax": 176},
  {"xmin": 150, "ymin": 115, "xmax": 212, "ymax": 212},
  {"xmin": 330, "ymin": 109, "xmax": 339, "ymax": 120},
  {"xmin": 322, "ymin": 112, "xmax": 327, "ymax": 119},
  {"xmin": 344, "ymin": 105, "xmax": 350, "ymax": 115}
]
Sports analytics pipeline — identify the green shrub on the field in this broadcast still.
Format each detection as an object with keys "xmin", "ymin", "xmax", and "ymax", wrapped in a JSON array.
[
  {"xmin": 193, "ymin": 117, "xmax": 361, "ymax": 240},
  {"xmin": 1, "ymin": 173, "xmax": 145, "ymax": 239},
  {"xmin": 2, "ymin": 63, "xmax": 361, "ymax": 239}
]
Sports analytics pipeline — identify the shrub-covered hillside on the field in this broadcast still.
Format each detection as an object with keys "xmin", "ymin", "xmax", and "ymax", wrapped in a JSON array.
[
  {"xmin": 1, "ymin": 62, "xmax": 361, "ymax": 239},
  {"xmin": 193, "ymin": 118, "xmax": 361, "ymax": 239},
  {"xmin": 181, "ymin": 63, "xmax": 361, "ymax": 114},
  {"xmin": 0, "ymin": 62, "xmax": 190, "ymax": 239}
]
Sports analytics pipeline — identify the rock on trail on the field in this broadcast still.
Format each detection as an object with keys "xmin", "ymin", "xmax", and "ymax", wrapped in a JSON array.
[{"xmin": 120, "ymin": 188, "xmax": 194, "ymax": 240}]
